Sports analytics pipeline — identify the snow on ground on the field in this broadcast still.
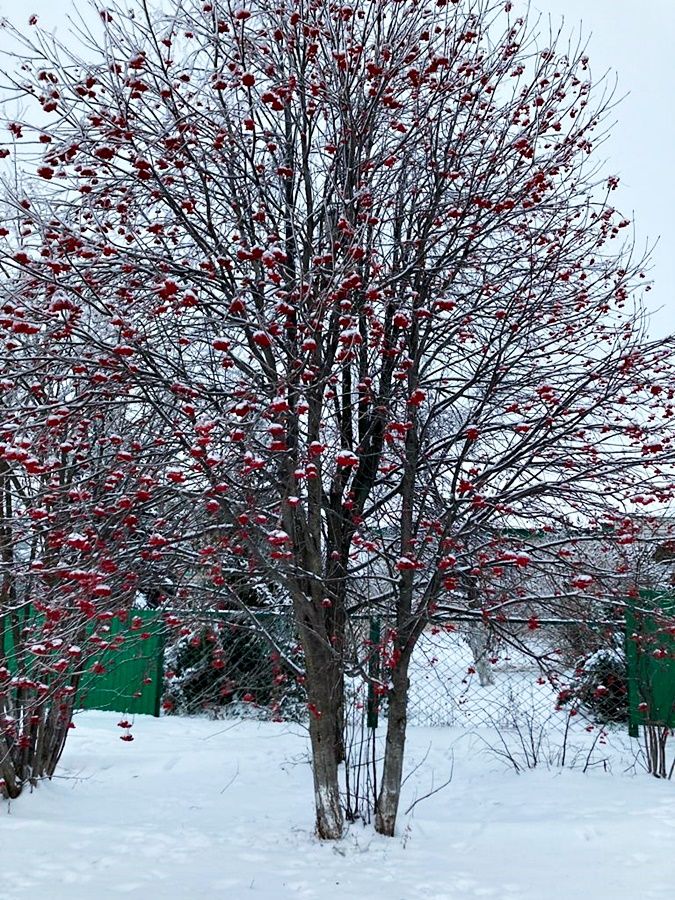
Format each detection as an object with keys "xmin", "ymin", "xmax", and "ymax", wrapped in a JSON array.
[{"xmin": 3, "ymin": 712, "xmax": 675, "ymax": 900}]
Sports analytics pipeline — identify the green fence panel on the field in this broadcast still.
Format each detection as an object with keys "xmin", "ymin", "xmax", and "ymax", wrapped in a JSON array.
[
  {"xmin": 0, "ymin": 604, "xmax": 34, "ymax": 671},
  {"xmin": 76, "ymin": 611, "xmax": 166, "ymax": 717},
  {"xmin": 1, "ymin": 608, "xmax": 165, "ymax": 718},
  {"xmin": 626, "ymin": 591, "xmax": 675, "ymax": 734}
]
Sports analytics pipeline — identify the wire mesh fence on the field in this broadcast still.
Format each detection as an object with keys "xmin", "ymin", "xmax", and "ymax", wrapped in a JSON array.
[
  {"xmin": 156, "ymin": 610, "xmax": 631, "ymax": 763},
  {"xmin": 402, "ymin": 619, "xmax": 634, "ymax": 770},
  {"xmin": 407, "ymin": 619, "xmax": 627, "ymax": 729},
  {"xmin": 4, "ymin": 596, "xmax": 667, "ymax": 790},
  {"xmin": 148, "ymin": 610, "xmax": 675, "ymax": 777}
]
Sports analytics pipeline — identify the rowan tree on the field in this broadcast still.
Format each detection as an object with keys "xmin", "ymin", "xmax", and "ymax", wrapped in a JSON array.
[
  {"xmin": 0, "ymin": 306, "xmax": 172, "ymax": 795},
  {"xmin": 1, "ymin": 0, "xmax": 674, "ymax": 836}
]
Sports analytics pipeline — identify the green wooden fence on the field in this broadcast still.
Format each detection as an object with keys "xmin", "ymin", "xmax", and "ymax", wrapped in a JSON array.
[
  {"xmin": 626, "ymin": 591, "xmax": 675, "ymax": 737},
  {"xmin": 1, "ymin": 608, "xmax": 165, "ymax": 718},
  {"xmin": 76, "ymin": 612, "xmax": 166, "ymax": 717}
]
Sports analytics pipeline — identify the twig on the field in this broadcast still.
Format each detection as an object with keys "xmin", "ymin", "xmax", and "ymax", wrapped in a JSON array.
[{"xmin": 404, "ymin": 756, "xmax": 454, "ymax": 816}]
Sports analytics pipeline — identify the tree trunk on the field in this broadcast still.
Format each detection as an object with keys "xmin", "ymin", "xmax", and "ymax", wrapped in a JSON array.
[
  {"xmin": 0, "ymin": 735, "xmax": 21, "ymax": 799},
  {"xmin": 308, "ymin": 698, "xmax": 344, "ymax": 838},
  {"xmin": 301, "ymin": 627, "xmax": 344, "ymax": 839},
  {"xmin": 375, "ymin": 658, "xmax": 410, "ymax": 836},
  {"xmin": 466, "ymin": 624, "xmax": 494, "ymax": 687}
]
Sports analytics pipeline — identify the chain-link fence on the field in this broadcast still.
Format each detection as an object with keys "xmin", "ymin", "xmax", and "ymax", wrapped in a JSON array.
[
  {"xmin": 408, "ymin": 619, "xmax": 626, "ymax": 727},
  {"xmin": 401, "ymin": 618, "xmax": 633, "ymax": 769},
  {"xmin": 56, "ymin": 597, "xmax": 671, "ymax": 775},
  {"xmin": 59, "ymin": 598, "xmax": 675, "ymax": 776},
  {"xmin": 157, "ymin": 610, "xmax": 630, "ymax": 761}
]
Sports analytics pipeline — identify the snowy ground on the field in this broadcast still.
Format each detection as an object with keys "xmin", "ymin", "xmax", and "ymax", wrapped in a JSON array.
[{"xmin": 3, "ymin": 712, "xmax": 675, "ymax": 900}]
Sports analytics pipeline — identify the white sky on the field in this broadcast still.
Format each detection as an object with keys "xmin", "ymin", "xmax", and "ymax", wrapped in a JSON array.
[
  {"xmin": 1, "ymin": 0, "xmax": 673, "ymax": 339},
  {"xmin": 538, "ymin": 0, "xmax": 675, "ymax": 340}
]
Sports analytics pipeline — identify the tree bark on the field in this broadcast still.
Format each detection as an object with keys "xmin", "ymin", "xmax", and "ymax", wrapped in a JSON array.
[
  {"xmin": 308, "ymin": 697, "xmax": 344, "ymax": 839},
  {"xmin": 375, "ymin": 657, "xmax": 410, "ymax": 836},
  {"xmin": 300, "ymin": 620, "xmax": 344, "ymax": 839},
  {"xmin": 0, "ymin": 735, "xmax": 21, "ymax": 799},
  {"xmin": 466, "ymin": 624, "xmax": 495, "ymax": 687}
]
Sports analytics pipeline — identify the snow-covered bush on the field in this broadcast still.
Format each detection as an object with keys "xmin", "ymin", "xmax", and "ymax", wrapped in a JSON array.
[
  {"xmin": 163, "ymin": 617, "xmax": 305, "ymax": 720},
  {"xmin": 558, "ymin": 648, "xmax": 628, "ymax": 724}
]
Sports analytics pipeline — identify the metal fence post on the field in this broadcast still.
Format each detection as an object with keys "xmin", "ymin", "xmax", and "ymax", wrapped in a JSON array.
[
  {"xmin": 624, "ymin": 607, "xmax": 640, "ymax": 739},
  {"xmin": 366, "ymin": 616, "xmax": 381, "ymax": 729}
]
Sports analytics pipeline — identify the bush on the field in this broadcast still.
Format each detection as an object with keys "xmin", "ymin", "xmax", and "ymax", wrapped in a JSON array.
[
  {"xmin": 163, "ymin": 615, "xmax": 305, "ymax": 719},
  {"xmin": 558, "ymin": 647, "xmax": 628, "ymax": 724}
]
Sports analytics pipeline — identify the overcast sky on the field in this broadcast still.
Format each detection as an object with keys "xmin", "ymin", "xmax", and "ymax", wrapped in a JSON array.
[
  {"xmin": 538, "ymin": 0, "xmax": 675, "ymax": 339},
  {"xmin": 1, "ymin": 0, "xmax": 673, "ymax": 339}
]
